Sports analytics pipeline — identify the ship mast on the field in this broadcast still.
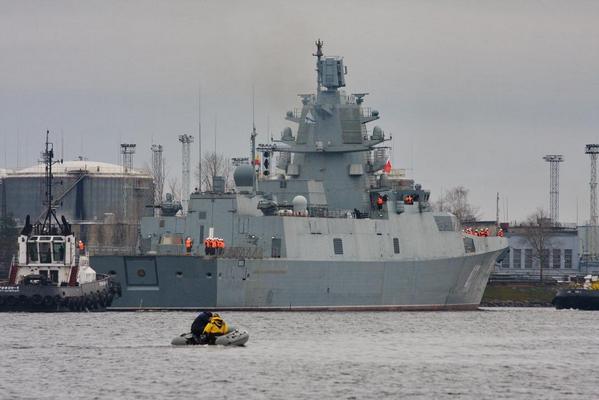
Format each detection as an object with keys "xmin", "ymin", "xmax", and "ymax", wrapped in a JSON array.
[
  {"xmin": 251, "ymin": 86, "xmax": 258, "ymax": 194},
  {"xmin": 40, "ymin": 130, "xmax": 64, "ymax": 235},
  {"xmin": 313, "ymin": 39, "xmax": 323, "ymax": 93}
]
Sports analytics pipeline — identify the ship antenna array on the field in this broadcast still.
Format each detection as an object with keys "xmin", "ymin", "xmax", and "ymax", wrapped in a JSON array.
[
  {"xmin": 179, "ymin": 134, "xmax": 194, "ymax": 214},
  {"xmin": 251, "ymin": 86, "xmax": 257, "ymax": 194},
  {"xmin": 40, "ymin": 130, "xmax": 65, "ymax": 234},
  {"xmin": 313, "ymin": 39, "xmax": 324, "ymax": 93},
  {"xmin": 542, "ymin": 154, "xmax": 564, "ymax": 225},
  {"xmin": 586, "ymin": 144, "xmax": 599, "ymax": 226}
]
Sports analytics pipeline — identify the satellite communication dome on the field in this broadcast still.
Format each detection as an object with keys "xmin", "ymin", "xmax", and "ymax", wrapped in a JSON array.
[
  {"xmin": 292, "ymin": 195, "xmax": 308, "ymax": 213},
  {"xmin": 234, "ymin": 164, "xmax": 254, "ymax": 188}
]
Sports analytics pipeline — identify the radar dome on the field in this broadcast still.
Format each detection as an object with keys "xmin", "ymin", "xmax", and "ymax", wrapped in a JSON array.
[
  {"xmin": 292, "ymin": 195, "xmax": 308, "ymax": 213},
  {"xmin": 234, "ymin": 164, "xmax": 254, "ymax": 188},
  {"xmin": 372, "ymin": 126, "xmax": 384, "ymax": 140}
]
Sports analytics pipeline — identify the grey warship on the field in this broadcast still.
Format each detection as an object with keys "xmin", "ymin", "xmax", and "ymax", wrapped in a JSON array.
[{"xmin": 92, "ymin": 41, "xmax": 508, "ymax": 310}]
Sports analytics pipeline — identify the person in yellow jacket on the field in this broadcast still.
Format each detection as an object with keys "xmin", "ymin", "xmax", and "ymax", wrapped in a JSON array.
[{"xmin": 201, "ymin": 313, "xmax": 229, "ymax": 345}]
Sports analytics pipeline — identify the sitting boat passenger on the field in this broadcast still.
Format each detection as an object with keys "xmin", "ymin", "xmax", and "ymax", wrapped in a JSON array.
[
  {"xmin": 191, "ymin": 312, "xmax": 229, "ymax": 345},
  {"xmin": 202, "ymin": 313, "xmax": 229, "ymax": 344},
  {"xmin": 191, "ymin": 311, "xmax": 213, "ymax": 342}
]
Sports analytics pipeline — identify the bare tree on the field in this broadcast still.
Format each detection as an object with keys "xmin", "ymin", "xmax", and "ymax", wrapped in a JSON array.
[
  {"xmin": 521, "ymin": 208, "xmax": 553, "ymax": 281},
  {"xmin": 434, "ymin": 186, "xmax": 480, "ymax": 222},
  {"xmin": 195, "ymin": 152, "xmax": 233, "ymax": 192}
]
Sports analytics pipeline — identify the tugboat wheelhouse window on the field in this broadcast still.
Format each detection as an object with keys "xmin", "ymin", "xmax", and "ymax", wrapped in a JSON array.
[
  {"xmin": 39, "ymin": 242, "xmax": 52, "ymax": 264},
  {"xmin": 27, "ymin": 241, "xmax": 38, "ymax": 262},
  {"xmin": 53, "ymin": 241, "xmax": 65, "ymax": 263}
]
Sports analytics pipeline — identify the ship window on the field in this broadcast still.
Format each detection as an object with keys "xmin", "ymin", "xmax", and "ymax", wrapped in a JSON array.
[
  {"xmin": 463, "ymin": 237, "xmax": 475, "ymax": 254},
  {"xmin": 53, "ymin": 242, "xmax": 65, "ymax": 263},
  {"xmin": 434, "ymin": 216, "xmax": 457, "ymax": 232},
  {"xmin": 393, "ymin": 238, "xmax": 400, "ymax": 254},
  {"xmin": 27, "ymin": 242, "xmax": 38, "ymax": 262},
  {"xmin": 279, "ymin": 180, "xmax": 287, "ymax": 189},
  {"xmin": 565, "ymin": 249, "xmax": 572, "ymax": 268},
  {"xmin": 159, "ymin": 220, "xmax": 165, "ymax": 228},
  {"xmin": 137, "ymin": 269, "xmax": 146, "ymax": 277},
  {"xmin": 333, "ymin": 238, "xmax": 343, "ymax": 255},
  {"xmin": 50, "ymin": 270, "xmax": 59, "ymax": 283},
  {"xmin": 206, "ymin": 272, "xmax": 212, "ymax": 278},
  {"xmin": 176, "ymin": 271, "xmax": 182, "ymax": 277},
  {"xmin": 198, "ymin": 211, "xmax": 207, "ymax": 220},
  {"xmin": 39, "ymin": 242, "xmax": 52, "ymax": 264},
  {"xmin": 525, "ymin": 249, "xmax": 533, "ymax": 268},
  {"xmin": 39, "ymin": 270, "xmax": 48, "ymax": 279}
]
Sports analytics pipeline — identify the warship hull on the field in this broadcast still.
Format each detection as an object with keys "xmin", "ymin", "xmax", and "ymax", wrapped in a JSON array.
[{"xmin": 91, "ymin": 249, "xmax": 502, "ymax": 311}]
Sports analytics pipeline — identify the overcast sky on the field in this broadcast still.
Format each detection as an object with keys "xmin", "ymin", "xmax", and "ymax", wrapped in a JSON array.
[{"xmin": 1, "ymin": 1, "xmax": 598, "ymax": 223}]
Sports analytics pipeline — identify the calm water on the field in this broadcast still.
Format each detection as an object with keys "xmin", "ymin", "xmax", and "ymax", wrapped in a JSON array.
[{"xmin": 1, "ymin": 308, "xmax": 598, "ymax": 399}]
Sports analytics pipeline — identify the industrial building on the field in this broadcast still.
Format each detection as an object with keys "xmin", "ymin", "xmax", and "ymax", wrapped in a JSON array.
[{"xmin": 1, "ymin": 160, "xmax": 154, "ymax": 257}]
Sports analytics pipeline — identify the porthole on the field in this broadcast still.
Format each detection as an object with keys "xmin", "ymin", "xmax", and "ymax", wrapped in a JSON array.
[
  {"xmin": 137, "ymin": 269, "xmax": 146, "ymax": 277},
  {"xmin": 206, "ymin": 272, "xmax": 212, "ymax": 278},
  {"xmin": 108, "ymin": 270, "xmax": 117, "ymax": 276},
  {"xmin": 176, "ymin": 271, "xmax": 183, "ymax": 278}
]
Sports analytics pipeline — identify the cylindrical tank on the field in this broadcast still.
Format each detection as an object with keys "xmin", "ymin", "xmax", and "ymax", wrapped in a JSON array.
[{"xmin": 3, "ymin": 160, "xmax": 154, "ymax": 225}]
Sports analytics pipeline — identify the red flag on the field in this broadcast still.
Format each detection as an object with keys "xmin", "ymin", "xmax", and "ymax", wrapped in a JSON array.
[{"xmin": 383, "ymin": 159, "xmax": 392, "ymax": 173}]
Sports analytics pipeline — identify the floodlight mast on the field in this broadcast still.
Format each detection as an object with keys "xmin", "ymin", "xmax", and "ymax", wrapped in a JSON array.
[
  {"xmin": 586, "ymin": 144, "xmax": 599, "ymax": 226},
  {"xmin": 542, "ymin": 154, "xmax": 564, "ymax": 224}
]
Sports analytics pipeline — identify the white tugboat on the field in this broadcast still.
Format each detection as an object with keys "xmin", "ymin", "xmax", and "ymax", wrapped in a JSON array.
[{"xmin": 0, "ymin": 131, "xmax": 120, "ymax": 312}]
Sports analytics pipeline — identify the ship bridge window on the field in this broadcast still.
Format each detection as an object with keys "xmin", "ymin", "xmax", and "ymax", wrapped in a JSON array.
[
  {"xmin": 434, "ymin": 216, "xmax": 458, "ymax": 232},
  {"xmin": 333, "ymin": 238, "xmax": 344, "ymax": 255},
  {"xmin": 27, "ymin": 242, "xmax": 38, "ymax": 262},
  {"xmin": 39, "ymin": 242, "xmax": 52, "ymax": 264},
  {"xmin": 53, "ymin": 242, "xmax": 65, "ymax": 263},
  {"xmin": 463, "ymin": 237, "xmax": 475, "ymax": 254}
]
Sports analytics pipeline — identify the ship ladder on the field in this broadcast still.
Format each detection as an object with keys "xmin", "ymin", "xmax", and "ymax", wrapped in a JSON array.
[{"xmin": 68, "ymin": 266, "xmax": 79, "ymax": 286}]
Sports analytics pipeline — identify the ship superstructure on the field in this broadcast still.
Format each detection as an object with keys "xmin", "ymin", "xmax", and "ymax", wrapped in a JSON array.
[{"xmin": 91, "ymin": 42, "xmax": 508, "ymax": 310}]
